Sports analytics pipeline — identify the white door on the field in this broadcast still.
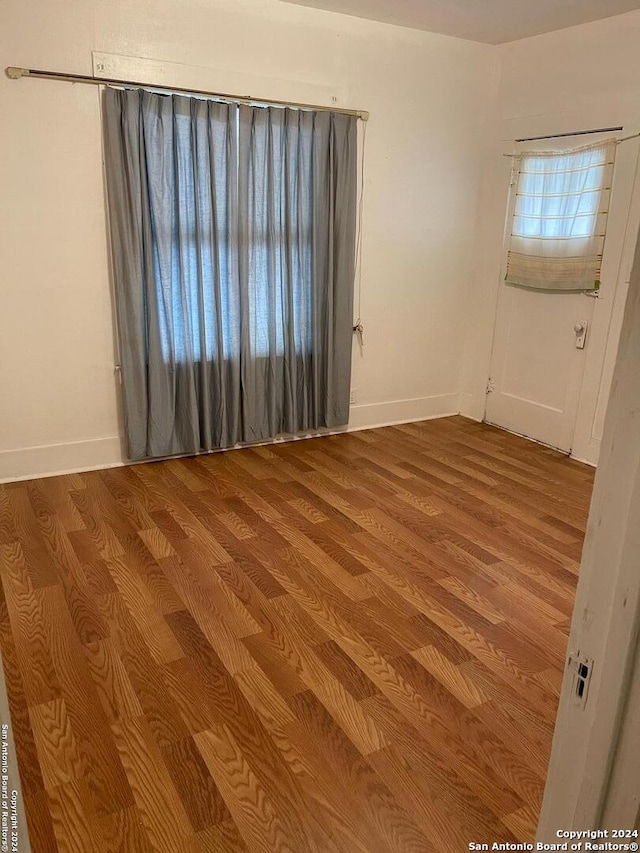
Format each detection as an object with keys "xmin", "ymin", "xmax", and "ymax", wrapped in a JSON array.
[{"xmin": 486, "ymin": 133, "xmax": 622, "ymax": 453}]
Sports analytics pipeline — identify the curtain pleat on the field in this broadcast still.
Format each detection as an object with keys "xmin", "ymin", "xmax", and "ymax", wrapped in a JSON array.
[{"xmin": 103, "ymin": 88, "xmax": 357, "ymax": 460}]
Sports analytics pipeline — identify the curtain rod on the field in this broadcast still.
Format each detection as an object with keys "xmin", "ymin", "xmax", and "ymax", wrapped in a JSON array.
[
  {"xmin": 515, "ymin": 126, "xmax": 623, "ymax": 142},
  {"xmin": 503, "ymin": 129, "xmax": 640, "ymax": 157},
  {"xmin": 5, "ymin": 66, "xmax": 370, "ymax": 121}
]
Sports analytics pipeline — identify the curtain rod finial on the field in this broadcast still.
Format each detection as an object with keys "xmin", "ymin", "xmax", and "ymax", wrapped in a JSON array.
[{"xmin": 6, "ymin": 67, "xmax": 28, "ymax": 79}]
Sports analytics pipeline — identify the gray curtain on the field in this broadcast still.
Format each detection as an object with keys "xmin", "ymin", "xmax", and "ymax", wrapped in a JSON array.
[{"xmin": 102, "ymin": 88, "xmax": 357, "ymax": 461}]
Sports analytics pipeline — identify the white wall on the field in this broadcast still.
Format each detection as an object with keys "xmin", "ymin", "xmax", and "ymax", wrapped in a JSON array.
[
  {"xmin": 460, "ymin": 10, "xmax": 640, "ymax": 465},
  {"xmin": 0, "ymin": 0, "xmax": 498, "ymax": 481}
]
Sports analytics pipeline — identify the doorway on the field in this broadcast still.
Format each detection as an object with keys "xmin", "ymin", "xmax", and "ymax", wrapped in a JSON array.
[{"xmin": 485, "ymin": 131, "xmax": 637, "ymax": 455}]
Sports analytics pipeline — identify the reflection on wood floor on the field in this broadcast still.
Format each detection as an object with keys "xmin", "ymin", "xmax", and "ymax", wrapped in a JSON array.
[{"xmin": 0, "ymin": 416, "xmax": 594, "ymax": 852}]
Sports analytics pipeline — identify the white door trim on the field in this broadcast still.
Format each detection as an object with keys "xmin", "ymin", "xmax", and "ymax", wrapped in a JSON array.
[{"xmin": 571, "ymin": 133, "xmax": 640, "ymax": 464}]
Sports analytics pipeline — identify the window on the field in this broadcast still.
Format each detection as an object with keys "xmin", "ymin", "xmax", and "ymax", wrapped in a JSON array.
[
  {"xmin": 505, "ymin": 140, "xmax": 616, "ymax": 291},
  {"xmin": 152, "ymin": 104, "xmax": 313, "ymax": 364}
]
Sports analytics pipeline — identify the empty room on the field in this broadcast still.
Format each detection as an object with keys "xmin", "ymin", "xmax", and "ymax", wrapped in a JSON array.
[{"xmin": 3, "ymin": 0, "xmax": 640, "ymax": 850}]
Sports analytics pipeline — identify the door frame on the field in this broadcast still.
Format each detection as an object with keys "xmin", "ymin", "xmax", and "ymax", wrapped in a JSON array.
[
  {"xmin": 570, "ymin": 132, "xmax": 640, "ymax": 463},
  {"xmin": 537, "ymin": 212, "xmax": 640, "ymax": 838}
]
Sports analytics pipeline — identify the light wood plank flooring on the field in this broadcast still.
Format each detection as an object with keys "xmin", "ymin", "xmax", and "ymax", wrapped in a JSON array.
[{"xmin": 0, "ymin": 416, "xmax": 594, "ymax": 852}]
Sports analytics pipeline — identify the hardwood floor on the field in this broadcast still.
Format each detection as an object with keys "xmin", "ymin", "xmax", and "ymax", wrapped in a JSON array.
[{"xmin": 0, "ymin": 416, "xmax": 595, "ymax": 852}]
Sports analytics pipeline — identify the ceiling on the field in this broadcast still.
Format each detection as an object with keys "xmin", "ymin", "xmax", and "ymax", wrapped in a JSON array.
[{"xmin": 279, "ymin": 0, "xmax": 640, "ymax": 43}]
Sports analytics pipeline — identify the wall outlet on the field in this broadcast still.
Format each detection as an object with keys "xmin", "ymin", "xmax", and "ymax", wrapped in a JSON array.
[{"xmin": 350, "ymin": 389, "xmax": 357, "ymax": 405}]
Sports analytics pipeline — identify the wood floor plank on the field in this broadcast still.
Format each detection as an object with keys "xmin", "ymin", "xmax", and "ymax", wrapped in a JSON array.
[
  {"xmin": 0, "ymin": 417, "xmax": 593, "ymax": 851},
  {"xmin": 410, "ymin": 644, "xmax": 487, "ymax": 708},
  {"xmin": 46, "ymin": 779, "xmax": 103, "ymax": 853},
  {"xmin": 288, "ymin": 688, "xmax": 435, "ymax": 853},
  {"xmin": 160, "ymin": 736, "xmax": 229, "ymax": 833},
  {"xmin": 28, "ymin": 697, "xmax": 85, "ymax": 789},
  {"xmin": 111, "ymin": 715, "xmax": 195, "ymax": 852},
  {"xmin": 98, "ymin": 805, "xmax": 155, "ymax": 853},
  {"xmin": 194, "ymin": 725, "xmax": 299, "ymax": 853},
  {"xmin": 197, "ymin": 817, "xmax": 249, "ymax": 852}
]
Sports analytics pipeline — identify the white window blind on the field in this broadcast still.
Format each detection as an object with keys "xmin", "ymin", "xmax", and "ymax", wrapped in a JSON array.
[{"xmin": 505, "ymin": 140, "xmax": 616, "ymax": 291}]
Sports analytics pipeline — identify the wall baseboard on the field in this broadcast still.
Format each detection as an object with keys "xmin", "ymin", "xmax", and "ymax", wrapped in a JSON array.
[
  {"xmin": 457, "ymin": 391, "xmax": 485, "ymax": 422},
  {"xmin": 0, "ymin": 436, "xmax": 125, "ymax": 484},
  {"xmin": 0, "ymin": 393, "xmax": 460, "ymax": 484},
  {"xmin": 347, "ymin": 394, "xmax": 459, "ymax": 431}
]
